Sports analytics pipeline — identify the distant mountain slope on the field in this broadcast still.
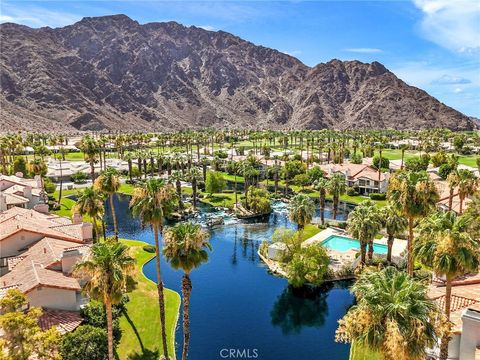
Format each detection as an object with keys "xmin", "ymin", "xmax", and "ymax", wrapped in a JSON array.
[{"xmin": 0, "ymin": 14, "xmax": 475, "ymax": 132}]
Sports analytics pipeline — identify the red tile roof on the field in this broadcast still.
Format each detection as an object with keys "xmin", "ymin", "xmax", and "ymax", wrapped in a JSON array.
[{"xmin": 38, "ymin": 308, "xmax": 83, "ymax": 334}]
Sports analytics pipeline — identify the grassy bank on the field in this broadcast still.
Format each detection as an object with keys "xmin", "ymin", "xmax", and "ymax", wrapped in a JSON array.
[
  {"xmin": 118, "ymin": 239, "xmax": 181, "ymax": 360},
  {"xmin": 349, "ymin": 342, "xmax": 382, "ymax": 360}
]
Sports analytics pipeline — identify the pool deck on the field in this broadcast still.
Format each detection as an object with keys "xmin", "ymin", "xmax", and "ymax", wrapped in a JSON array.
[{"xmin": 303, "ymin": 228, "xmax": 407, "ymax": 258}]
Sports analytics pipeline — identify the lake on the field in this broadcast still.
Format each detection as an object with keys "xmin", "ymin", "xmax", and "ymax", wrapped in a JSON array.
[{"xmin": 106, "ymin": 194, "xmax": 354, "ymax": 360}]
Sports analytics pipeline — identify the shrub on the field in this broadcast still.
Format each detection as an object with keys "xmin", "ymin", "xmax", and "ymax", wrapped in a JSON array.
[
  {"xmin": 293, "ymin": 173, "xmax": 310, "ymax": 188},
  {"xmin": 43, "ymin": 177, "xmax": 56, "ymax": 194},
  {"xmin": 307, "ymin": 166, "xmax": 324, "ymax": 183},
  {"xmin": 214, "ymin": 150, "xmax": 228, "ymax": 159},
  {"xmin": 372, "ymin": 156, "xmax": 389, "ymax": 170},
  {"xmin": 346, "ymin": 186, "xmax": 358, "ymax": 196},
  {"xmin": 286, "ymin": 245, "xmax": 330, "ymax": 287},
  {"xmin": 205, "ymin": 171, "xmax": 226, "ymax": 195},
  {"xmin": 143, "ymin": 245, "xmax": 156, "ymax": 253},
  {"xmin": 405, "ymin": 156, "xmax": 429, "ymax": 172},
  {"xmin": 71, "ymin": 171, "xmax": 89, "ymax": 184},
  {"xmin": 350, "ymin": 153, "xmax": 362, "ymax": 164},
  {"xmin": 62, "ymin": 325, "xmax": 108, "ymax": 360},
  {"xmin": 431, "ymin": 151, "xmax": 449, "ymax": 167},
  {"xmin": 369, "ymin": 192, "xmax": 386, "ymax": 200},
  {"xmin": 12, "ymin": 157, "xmax": 28, "ymax": 176},
  {"xmin": 438, "ymin": 163, "xmax": 454, "ymax": 179},
  {"xmin": 80, "ymin": 300, "xmax": 122, "ymax": 343}
]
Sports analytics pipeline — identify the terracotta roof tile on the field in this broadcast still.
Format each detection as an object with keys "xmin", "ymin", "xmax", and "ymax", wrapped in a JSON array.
[{"xmin": 38, "ymin": 308, "xmax": 83, "ymax": 334}]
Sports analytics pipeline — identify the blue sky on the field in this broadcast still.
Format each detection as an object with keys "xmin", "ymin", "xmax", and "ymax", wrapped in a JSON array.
[{"xmin": 1, "ymin": 0, "xmax": 479, "ymax": 117}]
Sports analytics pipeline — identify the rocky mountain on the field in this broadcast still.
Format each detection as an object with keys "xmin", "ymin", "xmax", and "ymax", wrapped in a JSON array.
[{"xmin": 0, "ymin": 14, "xmax": 475, "ymax": 132}]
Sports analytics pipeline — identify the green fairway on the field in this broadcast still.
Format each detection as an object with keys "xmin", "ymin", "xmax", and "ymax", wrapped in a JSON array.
[{"xmin": 117, "ymin": 239, "xmax": 180, "ymax": 360}]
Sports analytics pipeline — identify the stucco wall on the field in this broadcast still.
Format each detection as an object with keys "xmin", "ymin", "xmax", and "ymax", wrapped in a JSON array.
[
  {"xmin": 27, "ymin": 286, "xmax": 79, "ymax": 311},
  {"xmin": 1, "ymin": 231, "xmax": 44, "ymax": 257}
]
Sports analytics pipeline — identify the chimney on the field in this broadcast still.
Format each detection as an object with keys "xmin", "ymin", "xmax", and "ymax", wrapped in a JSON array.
[
  {"xmin": 72, "ymin": 212, "xmax": 82, "ymax": 225},
  {"xmin": 23, "ymin": 186, "xmax": 32, "ymax": 201},
  {"xmin": 34, "ymin": 175, "xmax": 42, "ymax": 189},
  {"xmin": 81, "ymin": 222, "xmax": 93, "ymax": 241},
  {"xmin": 15, "ymin": 172, "xmax": 24, "ymax": 178},
  {"xmin": 33, "ymin": 204, "xmax": 49, "ymax": 214}
]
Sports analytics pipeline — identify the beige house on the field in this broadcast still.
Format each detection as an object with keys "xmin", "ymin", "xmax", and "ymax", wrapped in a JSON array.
[
  {"xmin": 0, "ymin": 207, "xmax": 92, "ymax": 332},
  {"xmin": 319, "ymin": 163, "xmax": 389, "ymax": 194},
  {"xmin": 0, "ymin": 174, "xmax": 46, "ymax": 211}
]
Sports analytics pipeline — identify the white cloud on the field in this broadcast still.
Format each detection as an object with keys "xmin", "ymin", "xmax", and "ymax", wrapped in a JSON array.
[
  {"xmin": 282, "ymin": 50, "xmax": 302, "ymax": 57},
  {"xmin": 453, "ymin": 87, "xmax": 463, "ymax": 93},
  {"xmin": 0, "ymin": 2, "xmax": 81, "ymax": 28},
  {"xmin": 431, "ymin": 74, "xmax": 472, "ymax": 85},
  {"xmin": 198, "ymin": 25, "xmax": 216, "ymax": 31},
  {"xmin": 343, "ymin": 48, "xmax": 383, "ymax": 53},
  {"xmin": 413, "ymin": 0, "xmax": 480, "ymax": 54}
]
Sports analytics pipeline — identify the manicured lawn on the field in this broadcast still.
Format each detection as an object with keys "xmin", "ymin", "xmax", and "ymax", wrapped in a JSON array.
[
  {"xmin": 458, "ymin": 155, "xmax": 479, "ymax": 167},
  {"xmin": 199, "ymin": 192, "xmax": 237, "ymax": 208},
  {"xmin": 350, "ymin": 342, "xmax": 382, "ymax": 360},
  {"xmin": 301, "ymin": 224, "xmax": 321, "ymax": 241},
  {"xmin": 117, "ymin": 239, "xmax": 181, "ymax": 360},
  {"xmin": 118, "ymin": 183, "xmax": 135, "ymax": 195},
  {"xmin": 51, "ymin": 197, "xmax": 76, "ymax": 218},
  {"xmin": 217, "ymin": 171, "xmax": 245, "ymax": 184},
  {"xmin": 373, "ymin": 149, "xmax": 419, "ymax": 161}
]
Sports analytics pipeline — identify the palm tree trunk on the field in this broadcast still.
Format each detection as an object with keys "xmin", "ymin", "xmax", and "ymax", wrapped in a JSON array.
[
  {"xmin": 401, "ymin": 149, "xmax": 405, "ymax": 170},
  {"xmin": 386, "ymin": 234, "xmax": 394, "ymax": 263},
  {"xmin": 367, "ymin": 240, "xmax": 374, "ymax": 260},
  {"xmin": 360, "ymin": 242, "xmax": 366, "ymax": 265},
  {"xmin": 439, "ymin": 277, "xmax": 452, "ymax": 360},
  {"xmin": 192, "ymin": 179, "xmax": 197, "ymax": 210},
  {"xmin": 105, "ymin": 297, "xmax": 114, "ymax": 360},
  {"xmin": 459, "ymin": 195, "xmax": 464, "ymax": 215},
  {"xmin": 181, "ymin": 273, "xmax": 193, "ymax": 360},
  {"xmin": 90, "ymin": 160, "xmax": 95, "ymax": 183},
  {"xmin": 320, "ymin": 192, "xmax": 325, "ymax": 225},
  {"xmin": 92, "ymin": 218, "xmax": 99, "ymax": 242},
  {"xmin": 153, "ymin": 226, "xmax": 169, "ymax": 360},
  {"xmin": 407, "ymin": 217, "xmax": 414, "ymax": 276},
  {"xmin": 448, "ymin": 187, "xmax": 453, "ymax": 211},
  {"xmin": 333, "ymin": 194, "xmax": 338, "ymax": 220},
  {"xmin": 109, "ymin": 194, "xmax": 118, "ymax": 240}
]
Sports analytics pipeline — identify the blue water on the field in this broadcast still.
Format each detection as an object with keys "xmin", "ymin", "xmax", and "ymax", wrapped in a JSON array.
[
  {"xmin": 322, "ymin": 235, "xmax": 388, "ymax": 254},
  {"xmin": 106, "ymin": 194, "xmax": 354, "ymax": 360}
]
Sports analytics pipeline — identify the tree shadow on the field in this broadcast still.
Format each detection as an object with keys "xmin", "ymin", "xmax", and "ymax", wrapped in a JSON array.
[
  {"xmin": 127, "ymin": 348, "xmax": 160, "ymax": 360},
  {"xmin": 122, "ymin": 308, "xmax": 145, "ymax": 352}
]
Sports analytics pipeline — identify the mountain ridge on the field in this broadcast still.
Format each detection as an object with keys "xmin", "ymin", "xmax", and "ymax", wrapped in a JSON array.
[{"xmin": 0, "ymin": 14, "xmax": 475, "ymax": 132}]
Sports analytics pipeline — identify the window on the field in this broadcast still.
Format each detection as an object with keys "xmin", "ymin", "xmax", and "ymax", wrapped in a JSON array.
[
  {"xmin": 374, "ymin": 181, "xmax": 379, "ymax": 187},
  {"xmin": 359, "ymin": 179, "xmax": 366, "ymax": 186}
]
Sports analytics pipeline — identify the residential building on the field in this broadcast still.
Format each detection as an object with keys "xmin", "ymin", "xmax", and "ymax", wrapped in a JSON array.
[
  {"xmin": 0, "ymin": 174, "xmax": 46, "ymax": 211},
  {"xmin": 428, "ymin": 277, "xmax": 480, "ymax": 360},
  {"xmin": 0, "ymin": 207, "xmax": 92, "ymax": 332},
  {"xmin": 319, "ymin": 163, "xmax": 389, "ymax": 194}
]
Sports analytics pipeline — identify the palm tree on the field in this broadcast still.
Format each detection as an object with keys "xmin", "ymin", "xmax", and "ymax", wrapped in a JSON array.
[
  {"xmin": 94, "ymin": 167, "xmax": 121, "ymax": 240},
  {"xmin": 186, "ymin": 167, "xmax": 202, "ymax": 211},
  {"xmin": 415, "ymin": 211, "xmax": 479, "ymax": 360},
  {"xmin": 380, "ymin": 204, "xmax": 407, "ymax": 263},
  {"xmin": 73, "ymin": 187, "xmax": 105, "ymax": 241},
  {"xmin": 313, "ymin": 178, "xmax": 329, "ymax": 225},
  {"xmin": 388, "ymin": 171, "xmax": 439, "ymax": 275},
  {"xmin": 171, "ymin": 171, "xmax": 184, "ymax": 210},
  {"xmin": 347, "ymin": 200, "xmax": 382, "ymax": 264},
  {"xmin": 456, "ymin": 169, "xmax": 478, "ymax": 214},
  {"xmin": 328, "ymin": 173, "xmax": 346, "ymax": 220},
  {"xmin": 163, "ymin": 223, "xmax": 212, "ymax": 360},
  {"xmin": 78, "ymin": 136, "xmax": 99, "ymax": 182},
  {"xmin": 130, "ymin": 179, "xmax": 176, "ymax": 359},
  {"xmin": 74, "ymin": 241, "xmax": 134, "ymax": 360},
  {"xmin": 446, "ymin": 171, "xmax": 460, "ymax": 211},
  {"xmin": 336, "ymin": 267, "xmax": 448, "ymax": 360},
  {"xmin": 288, "ymin": 194, "xmax": 315, "ymax": 231}
]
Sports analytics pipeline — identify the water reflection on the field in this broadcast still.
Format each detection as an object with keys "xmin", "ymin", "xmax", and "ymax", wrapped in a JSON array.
[{"xmin": 271, "ymin": 285, "xmax": 329, "ymax": 335}]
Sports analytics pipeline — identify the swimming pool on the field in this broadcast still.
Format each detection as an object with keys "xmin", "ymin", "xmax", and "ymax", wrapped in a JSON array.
[{"xmin": 322, "ymin": 235, "xmax": 388, "ymax": 254}]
